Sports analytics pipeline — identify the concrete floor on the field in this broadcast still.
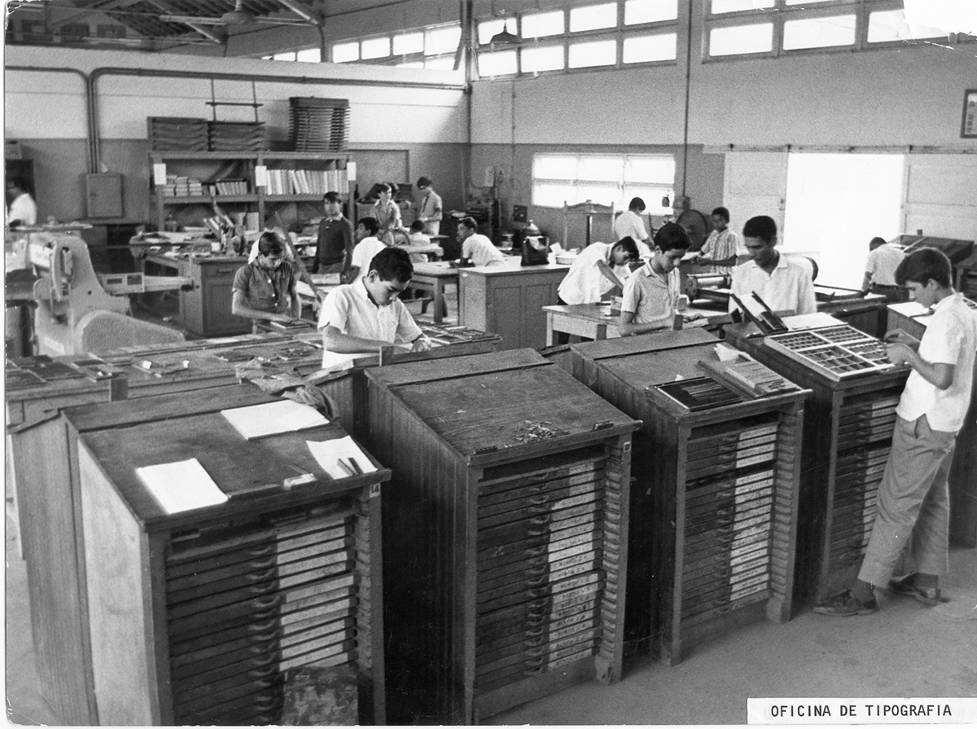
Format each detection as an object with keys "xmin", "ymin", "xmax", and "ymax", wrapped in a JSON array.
[{"xmin": 5, "ymin": 510, "xmax": 975, "ymax": 725}]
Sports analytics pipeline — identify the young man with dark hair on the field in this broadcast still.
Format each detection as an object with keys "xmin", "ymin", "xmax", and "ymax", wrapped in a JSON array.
[
  {"xmin": 557, "ymin": 236, "xmax": 640, "ymax": 305},
  {"xmin": 861, "ymin": 235, "xmax": 907, "ymax": 301},
  {"xmin": 6, "ymin": 177, "xmax": 37, "ymax": 227},
  {"xmin": 318, "ymin": 246, "xmax": 430, "ymax": 369},
  {"xmin": 415, "ymin": 176, "xmax": 443, "ymax": 236},
  {"xmin": 613, "ymin": 197, "xmax": 652, "ymax": 253},
  {"xmin": 231, "ymin": 230, "xmax": 300, "ymax": 327},
  {"xmin": 729, "ymin": 214, "xmax": 815, "ymax": 317},
  {"xmin": 619, "ymin": 223, "xmax": 692, "ymax": 335},
  {"xmin": 692, "ymin": 206, "xmax": 743, "ymax": 275},
  {"xmin": 346, "ymin": 216, "xmax": 387, "ymax": 284},
  {"xmin": 457, "ymin": 216, "xmax": 506, "ymax": 267},
  {"xmin": 313, "ymin": 191, "xmax": 353, "ymax": 275},
  {"xmin": 816, "ymin": 247, "xmax": 977, "ymax": 616}
]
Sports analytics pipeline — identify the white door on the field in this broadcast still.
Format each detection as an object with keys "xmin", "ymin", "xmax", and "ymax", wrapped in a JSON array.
[
  {"xmin": 903, "ymin": 155, "xmax": 977, "ymax": 239},
  {"xmin": 722, "ymin": 151, "xmax": 789, "ymax": 238}
]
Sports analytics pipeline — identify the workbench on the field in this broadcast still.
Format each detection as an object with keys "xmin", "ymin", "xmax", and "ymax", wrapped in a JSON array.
[
  {"xmin": 542, "ymin": 303, "xmax": 728, "ymax": 345},
  {"xmin": 886, "ymin": 300, "xmax": 977, "ymax": 548},
  {"xmin": 457, "ymin": 262, "xmax": 569, "ymax": 349},
  {"xmin": 815, "ymin": 289, "xmax": 888, "ymax": 338},
  {"xmin": 364, "ymin": 349, "xmax": 640, "ymax": 723},
  {"xmin": 144, "ymin": 252, "xmax": 250, "ymax": 337},
  {"xmin": 63, "ymin": 385, "xmax": 390, "ymax": 724},
  {"xmin": 408, "ymin": 261, "xmax": 459, "ymax": 324},
  {"xmin": 568, "ymin": 330, "xmax": 807, "ymax": 663},
  {"xmin": 724, "ymin": 321, "xmax": 910, "ymax": 605}
]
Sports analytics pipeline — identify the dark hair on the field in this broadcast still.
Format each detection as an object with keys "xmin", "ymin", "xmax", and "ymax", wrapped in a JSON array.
[
  {"xmin": 370, "ymin": 247, "xmax": 414, "ymax": 283},
  {"xmin": 459, "ymin": 216, "xmax": 478, "ymax": 231},
  {"xmin": 742, "ymin": 215, "xmax": 777, "ymax": 245},
  {"xmin": 711, "ymin": 206, "xmax": 730, "ymax": 222},
  {"xmin": 417, "ymin": 176, "xmax": 432, "ymax": 188},
  {"xmin": 628, "ymin": 197, "xmax": 646, "ymax": 212},
  {"xmin": 410, "ymin": 219, "xmax": 425, "ymax": 233},
  {"xmin": 895, "ymin": 247, "xmax": 952, "ymax": 288},
  {"xmin": 869, "ymin": 236, "xmax": 887, "ymax": 250},
  {"xmin": 6, "ymin": 177, "xmax": 26, "ymax": 191},
  {"xmin": 653, "ymin": 222, "xmax": 691, "ymax": 251},
  {"xmin": 257, "ymin": 230, "xmax": 285, "ymax": 255},
  {"xmin": 358, "ymin": 216, "xmax": 380, "ymax": 236},
  {"xmin": 612, "ymin": 236, "xmax": 639, "ymax": 260},
  {"xmin": 323, "ymin": 191, "xmax": 342, "ymax": 204}
]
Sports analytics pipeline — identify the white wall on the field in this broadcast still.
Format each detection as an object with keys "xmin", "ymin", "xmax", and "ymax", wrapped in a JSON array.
[{"xmin": 4, "ymin": 45, "xmax": 467, "ymax": 145}]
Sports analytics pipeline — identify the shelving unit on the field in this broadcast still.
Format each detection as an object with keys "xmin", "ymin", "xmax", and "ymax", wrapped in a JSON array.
[{"xmin": 149, "ymin": 151, "xmax": 353, "ymax": 231}]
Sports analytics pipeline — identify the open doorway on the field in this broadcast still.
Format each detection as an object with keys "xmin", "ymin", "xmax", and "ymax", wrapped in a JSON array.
[{"xmin": 782, "ymin": 153, "xmax": 904, "ymax": 289}]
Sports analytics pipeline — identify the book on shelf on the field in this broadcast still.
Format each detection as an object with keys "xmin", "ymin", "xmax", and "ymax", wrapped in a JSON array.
[{"xmin": 264, "ymin": 168, "xmax": 348, "ymax": 196}]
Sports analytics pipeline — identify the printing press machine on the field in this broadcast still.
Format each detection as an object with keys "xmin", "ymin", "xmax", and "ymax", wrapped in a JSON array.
[{"xmin": 23, "ymin": 228, "xmax": 193, "ymax": 356}]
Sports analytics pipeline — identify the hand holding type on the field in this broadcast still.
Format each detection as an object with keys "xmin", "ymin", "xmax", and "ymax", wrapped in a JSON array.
[
  {"xmin": 412, "ymin": 336, "xmax": 432, "ymax": 352},
  {"xmin": 885, "ymin": 342, "xmax": 913, "ymax": 365},
  {"xmin": 883, "ymin": 328, "xmax": 916, "ymax": 346}
]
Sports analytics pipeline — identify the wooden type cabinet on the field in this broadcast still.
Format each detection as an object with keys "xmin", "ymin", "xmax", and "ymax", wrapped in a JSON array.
[
  {"xmin": 457, "ymin": 263, "xmax": 569, "ymax": 349},
  {"xmin": 64, "ymin": 385, "xmax": 389, "ymax": 725},
  {"xmin": 568, "ymin": 330, "xmax": 807, "ymax": 664},
  {"xmin": 363, "ymin": 349, "xmax": 640, "ymax": 723},
  {"xmin": 816, "ymin": 293, "xmax": 888, "ymax": 339},
  {"xmin": 143, "ymin": 253, "xmax": 250, "ymax": 337},
  {"xmin": 725, "ymin": 323, "xmax": 910, "ymax": 605}
]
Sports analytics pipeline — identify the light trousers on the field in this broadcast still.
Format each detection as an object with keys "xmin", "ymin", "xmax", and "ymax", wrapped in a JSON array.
[{"xmin": 857, "ymin": 415, "xmax": 955, "ymax": 588}]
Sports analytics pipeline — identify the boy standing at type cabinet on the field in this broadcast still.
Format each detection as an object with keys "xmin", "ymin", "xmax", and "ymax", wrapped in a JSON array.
[
  {"xmin": 232, "ymin": 231, "xmax": 301, "ymax": 328},
  {"xmin": 318, "ymin": 247, "xmax": 430, "ymax": 369},
  {"xmin": 619, "ymin": 223, "xmax": 691, "ymax": 336},
  {"xmin": 816, "ymin": 248, "xmax": 977, "ymax": 616}
]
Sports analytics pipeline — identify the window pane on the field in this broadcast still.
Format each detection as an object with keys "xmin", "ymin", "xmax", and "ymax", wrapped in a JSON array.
[
  {"xmin": 868, "ymin": 9, "xmax": 946, "ymax": 43},
  {"xmin": 533, "ymin": 182, "xmax": 576, "ymax": 208},
  {"xmin": 361, "ymin": 37, "xmax": 391, "ymax": 59},
  {"xmin": 624, "ymin": 156, "xmax": 675, "ymax": 183},
  {"xmin": 272, "ymin": 51, "xmax": 296, "ymax": 61},
  {"xmin": 534, "ymin": 155, "xmax": 578, "ymax": 179},
  {"xmin": 522, "ymin": 10, "xmax": 564, "ymax": 38},
  {"xmin": 478, "ymin": 49, "xmax": 518, "ymax": 77},
  {"xmin": 398, "ymin": 61, "xmax": 425, "ymax": 69},
  {"xmin": 426, "ymin": 24, "xmax": 461, "ymax": 54},
  {"xmin": 578, "ymin": 156, "xmax": 624, "ymax": 182},
  {"xmin": 393, "ymin": 31, "xmax": 424, "ymax": 55},
  {"xmin": 708, "ymin": 23, "xmax": 773, "ymax": 55},
  {"xmin": 569, "ymin": 3, "xmax": 617, "ymax": 33},
  {"xmin": 710, "ymin": 0, "xmax": 775, "ymax": 14},
  {"xmin": 784, "ymin": 0, "xmax": 835, "ymax": 4},
  {"xmin": 625, "ymin": 0, "xmax": 678, "ymax": 25},
  {"xmin": 295, "ymin": 47, "xmax": 319, "ymax": 62},
  {"xmin": 332, "ymin": 42, "xmax": 359, "ymax": 62},
  {"xmin": 623, "ymin": 32, "xmax": 676, "ymax": 62},
  {"xmin": 521, "ymin": 45, "xmax": 564, "ymax": 73},
  {"xmin": 568, "ymin": 38, "xmax": 617, "ymax": 67},
  {"xmin": 575, "ymin": 182, "xmax": 619, "ymax": 206},
  {"xmin": 478, "ymin": 18, "xmax": 506, "ymax": 44},
  {"xmin": 782, "ymin": 14, "xmax": 855, "ymax": 50},
  {"xmin": 425, "ymin": 56, "xmax": 456, "ymax": 70}
]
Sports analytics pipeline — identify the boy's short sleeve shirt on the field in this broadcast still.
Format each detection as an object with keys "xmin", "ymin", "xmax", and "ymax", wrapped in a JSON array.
[
  {"xmin": 620, "ymin": 262, "xmax": 681, "ymax": 330},
  {"xmin": 350, "ymin": 237, "xmax": 387, "ymax": 282},
  {"xmin": 232, "ymin": 261, "xmax": 294, "ymax": 314},
  {"xmin": 896, "ymin": 292, "xmax": 977, "ymax": 432},
  {"xmin": 462, "ymin": 234, "xmax": 506, "ymax": 266},
  {"xmin": 557, "ymin": 242, "xmax": 613, "ymax": 305}
]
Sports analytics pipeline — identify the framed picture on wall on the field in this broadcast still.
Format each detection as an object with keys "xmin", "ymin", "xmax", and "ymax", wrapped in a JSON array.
[{"xmin": 962, "ymin": 89, "xmax": 977, "ymax": 138}]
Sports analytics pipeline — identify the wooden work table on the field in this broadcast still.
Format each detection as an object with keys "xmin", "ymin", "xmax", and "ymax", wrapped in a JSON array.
[
  {"xmin": 409, "ymin": 261, "xmax": 459, "ymax": 324},
  {"xmin": 457, "ymin": 261, "xmax": 569, "ymax": 348},
  {"xmin": 542, "ymin": 303, "xmax": 728, "ymax": 345}
]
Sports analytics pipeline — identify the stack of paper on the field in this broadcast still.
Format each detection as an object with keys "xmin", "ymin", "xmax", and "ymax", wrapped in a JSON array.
[
  {"xmin": 221, "ymin": 400, "xmax": 329, "ymax": 440},
  {"xmin": 307, "ymin": 436, "xmax": 377, "ymax": 480},
  {"xmin": 136, "ymin": 458, "xmax": 228, "ymax": 514}
]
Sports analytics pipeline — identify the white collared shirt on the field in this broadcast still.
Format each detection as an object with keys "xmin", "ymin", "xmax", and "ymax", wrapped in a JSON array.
[
  {"xmin": 729, "ymin": 254, "xmax": 816, "ymax": 317},
  {"xmin": 613, "ymin": 210, "xmax": 649, "ymax": 244},
  {"xmin": 621, "ymin": 261, "xmax": 682, "ymax": 329},
  {"xmin": 317, "ymin": 279, "xmax": 422, "ymax": 369},
  {"xmin": 558, "ymin": 242, "xmax": 614, "ymax": 305},
  {"xmin": 462, "ymin": 233, "xmax": 505, "ymax": 267},
  {"xmin": 896, "ymin": 292, "xmax": 977, "ymax": 432},
  {"xmin": 865, "ymin": 243, "xmax": 905, "ymax": 286},
  {"xmin": 349, "ymin": 237, "xmax": 388, "ymax": 282},
  {"xmin": 7, "ymin": 193, "xmax": 37, "ymax": 226}
]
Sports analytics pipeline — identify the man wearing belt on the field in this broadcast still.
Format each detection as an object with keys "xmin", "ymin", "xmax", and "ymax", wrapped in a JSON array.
[
  {"xmin": 415, "ymin": 176, "xmax": 443, "ymax": 236},
  {"xmin": 861, "ymin": 236, "xmax": 907, "ymax": 302},
  {"xmin": 816, "ymin": 248, "xmax": 977, "ymax": 616},
  {"xmin": 231, "ymin": 231, "xmax": 301, "ymax": 328}
]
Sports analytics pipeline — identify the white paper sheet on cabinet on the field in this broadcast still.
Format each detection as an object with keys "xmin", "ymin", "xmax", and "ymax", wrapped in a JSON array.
[
  {"xmin": 136, "ymin": 458, "xmax": 228, "ymax": 514},
  {"xmin": 306, "ymin": 436, "xmax": 377, "ymax": 480},
  {"xmin": 221, "ymin": 400, "xmax": 328, "ymax": 440}
]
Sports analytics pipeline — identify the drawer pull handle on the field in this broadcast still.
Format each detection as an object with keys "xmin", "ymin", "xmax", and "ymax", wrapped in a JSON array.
[
  {"xmin": 248, "ymin": 618, "xmax": 278, "ymax": 634},
  {"xmin": 250, "ymin": 594, "xmax": 284, "ymax": 611}
]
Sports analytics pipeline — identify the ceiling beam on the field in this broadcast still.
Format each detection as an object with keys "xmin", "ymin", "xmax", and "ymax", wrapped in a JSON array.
[
  {"xmin": 184, "ymin": 22, "xmax": 224, "ymax": 43},
  {"xmin": 276, "ymin": 0, "xmax": 319, "ymax": 24}
]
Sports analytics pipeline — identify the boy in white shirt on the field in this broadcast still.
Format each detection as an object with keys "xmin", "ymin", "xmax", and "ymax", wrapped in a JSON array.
[
  {"xmin": 346, "ymin": 216, "xmax": 387, "ymax": 284},
  {"xmin": 318, "ymin": 247, "xmax": 430, "ymax": 369},
  {"xmin": 557, "ymin": 237, "xmax": 640, "ymax": 305},
  {"xmin": 816, "ymin": 248, "xmax": 977, "ymax": 616},
  {"xmin": 457, "ymin": 216, "xmax": 506, "ymax": 267},
  {"xmin": 613, "ymin": 197, "xmax": 652, "ymax": 250},
  {"xmin": 619, "ymin": 223, "xmax": 690, "ymax": 336},
  {"xmin": 405, "ymin": 219, "xmax": 443, "ymax": 262},
  {"xmin": 861, "ymin": 236, "xmax": 907, "ymax": 302}
]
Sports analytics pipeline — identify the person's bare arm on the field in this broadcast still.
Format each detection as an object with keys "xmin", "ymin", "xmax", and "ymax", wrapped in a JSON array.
[
  {"xmin": 321, "ymin": 325, "xmax": 410, "ymax": 353},
  {"xmin": 596, "ymin": 259, "xmax": 624, "ymax": 289},
  {"xmin": 232, "ymin": 290, "xmax": 293, "ymax": 323},
  {"xmin": 886, "ymin": 343, "xmax": 955, "ymax": 389}
]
